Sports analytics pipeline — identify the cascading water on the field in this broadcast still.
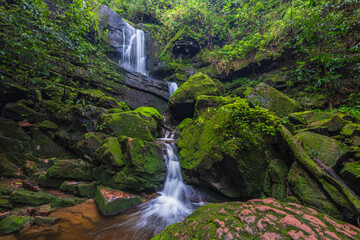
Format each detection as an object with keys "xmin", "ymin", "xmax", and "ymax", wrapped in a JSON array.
[
  {"xmin": 168, "ymin": 82, "xmax": 178, "ymax": 97},
  {"xmin": 121, "ymin": 22, "xmax": 147, "ymax": 75},
  {"xmin": 90, "ymin": 131, "xmax": 203, "ymax": 240}
]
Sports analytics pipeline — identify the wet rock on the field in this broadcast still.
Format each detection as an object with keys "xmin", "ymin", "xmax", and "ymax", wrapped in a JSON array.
[
  {"xmin": 36, "ymin": 204, "xmax": 52, "ymax": 216},
  {"xmin": 94, "ymin": 186, "xmax": 141, "ymax": 216},
  {"xmin": 340, "ymin": 162, "xmax": 360, "ymax": 195},
  {"xmin": 169, "ymin": 73, "xmax": 220, "ymax": 120},
  {"xmin": 33, "ymin": 216, "xmax": 59, "ymax": 226},
  {"xmin": 247, "ymin": 83, "xmax": 299, "ymax": 117},
  {"xmin": 295, "ymin": 131, "xmax": 350, "ymax": 168},
  {"xmin": 0, "ymin": 214, "xmax": 30, "ymax": 235},
  {"xmin": 97, "ymin": 107, "xmax": 163, "ymax": 141},
  {"xmin": 46, "ymin": 159, "xmax": 94, "ymax": 181},
  {"xmin": 21, "ymin": 180, "xmax": 40, "ymax": 192},
  {"xmin": 153, "ymin": 198, "xmax": 360, "ymax": 240}
]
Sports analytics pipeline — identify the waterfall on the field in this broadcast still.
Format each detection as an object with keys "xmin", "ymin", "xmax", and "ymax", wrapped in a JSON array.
[
  {"xmin": 121, "ymin": 22, "xmax": 147, "ymax": 75},
  {"xmin": 168, "ymin": 82, "xmax": 178, "ymax": 97},
  {"xmin": 90, "ymin": 131, "xmax": 203, "ymax": 240}
]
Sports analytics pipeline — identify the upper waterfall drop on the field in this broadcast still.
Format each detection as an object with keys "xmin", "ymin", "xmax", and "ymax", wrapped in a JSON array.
[{"xmin": 121, "ymin": 21, "xmax": 147, "ymax": 75}]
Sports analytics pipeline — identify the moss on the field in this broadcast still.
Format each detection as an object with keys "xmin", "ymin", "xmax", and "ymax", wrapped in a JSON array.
[
  {"xmin": 98, "ymin": 107, "xmax": 162, "ymax": 141},
  {"xmin": 96, "ymin": 96, "xmax": 130, "ymax": 110},
  {"xmin": 0, "ymin": 119, "xmax": 29, "ymax": 141},
  {"xmin": 50, "ymin": 196, "xmax": 84, "ymax": 207},
  {"xmin": 247, "ymin": 83, "xmax": 299, "ymax": 117},
  {"xmin": 46, "ymin": 159, "xmax": 94, "ymax": 181},
  {"xmin": 295, "ymin": 131, "xmax": 350, "ymax": 168},
  {"xmin": 263, "ymin": 159, "xmax": 289, "ymax": 201},
  {"xmin": 340, "ymin": 162, "xmax": 360, "ymax": 196},
  {"xmin": 78, "ymin": 89, "xmax": 106, "ymax": 102},
  {"xmin": 75, "ymin": 132, "xmax": 105, "ymax": 160},
  {"xmin": 10, "ymin": 189, "xmax": 56, "ymax": 206},
  {"xmin": 38, "ymin": 120, "xmax": 58, "ymax": 131},
  {"xmin": 38, "ymin": 174, "xmax": 64, "ymax": 189},
  {"xmin": 94, "ymin": 137, "xmax": 125, "ymax": 168},
  {"xmin": 0, "ymin": 215, "xmax": 24, "ymax": 235},
  {"xmin": 195, "ymin": 95, "xmax": 240, "ymax": 117},
  {"xmin": 289, "ymin": 111, "xmax": 315, "ymax": 125}
]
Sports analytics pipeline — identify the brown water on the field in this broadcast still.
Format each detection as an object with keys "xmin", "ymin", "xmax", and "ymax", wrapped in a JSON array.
[{"xmin": 2, "ymin": 200, "xmax": 153, "ymax": 240}]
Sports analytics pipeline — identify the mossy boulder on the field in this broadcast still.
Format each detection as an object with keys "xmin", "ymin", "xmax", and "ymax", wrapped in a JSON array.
[
  {"xmin": 169, "ymin": 73, "xmax": 220, "ymax": 120},
  {"xmin": 96, "ymin": 96, "xmax": 130, "ymax": 110},
  {"xmin": 287, "ymin": 163, "xmax": 342, "ymax": 219},
  {"xmin": 299, "ymin": 92, "xmax": 328, "ymax": 109},
  {"xmin": 38, "ymin": 120, "xmax": 58, "ymax": 131},
  {"xmin": 0, "ymin": 151, "xmax": 18, "ymax": 177},
  {"xmin": 0, "ymin": 119, "xmax": 29, "ymax": 141},
  {"xmin": 341, "ymin": 123, "xmax": 360, "ymax": 146},
  {"xmin": 4, "ymin": 101, "xmax": 46, "ymax": 123},
  {"xmin": 340, "ymin": 162, "xmax": 360, "ymax": 195},
  {"xmin": 0, "ymin": 214, "xmax": 30, "ymax": 235},
  {"xmin": 59, "ymin": 181, "xmax": 97, "ymax": 197},
  {"xmin": 78, "ymin": 89, "xmax": 106, "ymax": 103},
  {"xmin": 263, "ymin": 159, "xmax": 289, "ymax": 201},
  {"xmin": 195, "ymin": 95, "xmax": 240, "ymax": 117},
  {"xmin": 295, "ymin": 131, "xmax": 350, "ymax": 168},
  {"xmin": 247, "ymin": 83, "xmax": 299, "ymax": 117},
  {"xmin": 309, "ymin": 114, "xmax": 350, "ymax": 134},
  {"xmin": 107, "ymin": 138, "xmax": 166, "ymax": 192},
  {"xmin": 37, "ymin": 174, "xmax": 64, "ymax": 189},
  {"xmin": 46, "ymin": 159, "xmax": 94, "ymax": 181},
  {"xmin": 75, "ymin": 132, "xmax": 105, "ymax": 160},
  {"xmin": 98, "ymin": 107, "xmax": 162, "ymax": 141},
  {"xmin": 10, "ymin": 189, "xmax": 55, "ymax": 206},
  {"xmin": 95, "ymin": 186, "xmax": 141, "ymax": 216},
  {"xmin": 94, "ymin": 137, "xmax": 125, "ymax": 169},
  {"xmin": 153, "ymin": 198, "xmax": 360, "ymax": 240},
  {"xmin": 178, "ymin": 101, "xmax": 277, "ymax": 198},
  {"xmin": 0, "ymin": 198, "xmax": 13, "ymax": 211}
]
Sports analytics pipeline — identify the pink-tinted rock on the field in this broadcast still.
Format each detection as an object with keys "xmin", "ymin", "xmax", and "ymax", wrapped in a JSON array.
[
  {"xmin": 153, "ymin": 198, "xmax": 360, "ymax": 240},
  {"xmin": 22, "ymin": 179, "xmax": 40, "ymax": 192}
]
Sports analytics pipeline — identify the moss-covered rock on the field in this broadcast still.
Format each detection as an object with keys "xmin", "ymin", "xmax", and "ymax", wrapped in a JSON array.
[
  {"xmin": 97, "ymin": 107, "xmax": 162, "ymax": 141},
  {"xmin": 287, "ymin": 163, "xmax": 342, "ymax": 219},
  {"xmin": 194, "ymin": 95, "xmax": 240, "ymax": 117},
  {"xmin": 75, "ymin": 132, "xmax": 106, "ymax": 161},
  {"xmin": 299, "ymin": 92, "xmax": 328, "ymax": 109},
  {"xmin": 0, "ymin": 214, "xmax": 30, "ymax": 235},
  {"xmin": 94, "ymin": 186, "xmax": 141, "ymax": 216},
  {"xmin": 153, "ymin": 198, "xmax": 360, "ymax": 240},
  {"xmin": 96, "ymin": 96, "xmax": 130, "ymax": 110},
  {"xmin": 38, "ymin": 120, "xmax": 58, "ymax": 131},
  {"xmin": 107, "ymin": 138, "xmax": 166, "ymax": 192},
  {"xmin": 247, "ymin": 83, "xmax": 299, "ymax": 117},
  {"xmin": 94, "ymin": 137, "xmax": 125, "ymax": 168},
  {"xmin": 78, "ymin": 89, "xmax": 106, "ymax": 103},
  {"xmin": 309, "ymin": 114, "xmax": 350, "ymax": 134},
  {"xmin": 340, "ymin": 162, "xmax": 360, "ymax": 195},
  {"xmin": 4, "ymin": 101, "xmax": 46, "ymax": 123},
  {"xmin": 0, "ymin": 151, "xmax": 19, "ymax": 177},
  {"xmin": 295, "ymin": 131, "xmax": 350, "ymax": 168},
  {"xmin": 0, "ymin": 198, "xmax": 13, "ymax": 211},
  {"xmin": 263, "ymin": 159, "xmax": 288, "ymax": 201},
  {"xmin": 178, "ymin": 101, "xmax": 278, "ymax": 198},
  {"xmin": 341, "ymin": 123, "xmax": 360, "ymax": 146},
  {"xmin": 0, "ymin": 119, "xmax": 29, "ymax": 141},
  {"xmin": 46, "ymin": 159, "xmax": 94, "ymax": 181},
  {"xmin": 169, "ymin": 73, "xmax": 220, "ymax": 120},
  {"xmin": 37, "ymin": 174, "xmax": 64, "ymax": 189},
  {"xmin": 10, "ymin": 189, "xmax": 55, "ymax": 206}
]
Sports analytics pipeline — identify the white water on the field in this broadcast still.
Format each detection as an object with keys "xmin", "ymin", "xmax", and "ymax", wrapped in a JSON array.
[
  {"xmin": 90, "ymin": 131, "xmax": 203, "ymax": 239},
  {"xmin": 168, "ymin": 82, "xmax": 178, "ymax": 97},
  {"xmin": 121, "ymin": 22, "xmax": 147, "ymax": 75}
]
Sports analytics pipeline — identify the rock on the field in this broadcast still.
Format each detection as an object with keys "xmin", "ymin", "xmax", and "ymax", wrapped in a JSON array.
[
  {"xmin": 341, "ymin": 123, "xmax": 360, "ymax": 146},
  {"xmin": 96, "ymin": 96, "xmax": 130, "ymax": 110},
  {"xmin": 38, "ymin": 120, "xmax": 58, "ymax": 131},
  {"xmin": 94, "ymin": 137, "xmax": 125, "ymax": 169},
  {"xmin": 0, "ymin": 80, "xmax": 29, "ymax": 106},
  {"xmin": 0, "ymin": 151, "xmax": 19, "ymax": 177},
  {"xmin": 77, "ymin": 89, "xmax": 106, "ymax": 103},
  {"xmin": 0, "ymin": 214, "xmax": 30, "ymax": 235},
  {"xmin": 60, "ymin": 181, "xmax": 97, "ymax": 198},
  {"xmin": 4, "ymin": 101, "xmax": 46, "ymax": 123},
  {"xmin": 340, "ymin": 162, "xmax": 360, "ymax": 195},
  {"xmin": 0, "ymin": 199, "xmax": 12, "ymax": 211},
  {"xmin": 172, "ymin": 39, "xmax": 200, "ymax": 57},
  {"xmin": 153, "ymin": 198, "xmax": 360, "ymax": 240},
  {"xmin": 263, "ymin": 159, "xmax": 288, "ymax": 201},
  {"xmin": 169, "ymin": 73, "xmax": 220, "ymax": 120},
  {"xmin": 309, "ymin": 114, "xmax": 350, "ymax": 134},
  {"xmin": 75, "ymin": 132, "xmax": 105, "ymax": 160},
  {"xmin": 195, "ymin": 95, "xmax": 239, "ymax": 117},
  {"xmin": 289, "ymin": 111, "xmax": 315, "ymax": 125},
  {"xmin": 50, "ymin": 197, "xmax": 84, "ymax": 207},
  {"xmin": 107, "ymin": 138, "xmax": 166, "ymax": 192},
  {"xmin": 33, "ymin": 216, "xmax": 59, "ymax": 226},
  {"xmin": 36, "ymin": 204, "xmax": 52, "ymax": 216},
  {"xmin": 299, "ymin": 92, "xmax": 328, "ymax": 109},
  {"xmin": 0, "ymin": 119, "xmax": 29, "ymax": 141},
  {"xmin": 37, "ymin": 174, "xmax": 64, "ymax": 189},
  {"xmin": 94, "ymin": 186, "xmax": 141, "ymax": 216},
  {"xmin": 247, "ymin": 83, "xmax": 299, "ymax": 117},
  {"xmin": 21, "ymin": 180, "xmax": 40, "ymax": 192},
  {"xmin": 98, "ymin": 107, "xmax": 163, "ymax": 141},
  {"xmin": 295, "ymin": 131, "xmax": 350, "ymax": 168},
  {"xmin": 177, "ymin": 101, "xmax": 276, "ymax": 198},
  {"xmin": 46, "ymin": 159, "xmax": 94, "ymax": 181},
  {"xmin": 10, "ymin": 189, "xmax": 55, "ymax": 206},
  {"xmin": 287, "ymin": 164, "xmax": 345, "ymax": 219}
]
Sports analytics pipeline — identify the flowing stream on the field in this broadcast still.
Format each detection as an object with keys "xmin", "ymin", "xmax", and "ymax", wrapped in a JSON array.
[
  {"xmin": 168, "ymin": 82, "xmax": 178, "ymax": 97},
  {"xmin": 121, "ymin": 21, "xmax": 146, "ymax": 75}
]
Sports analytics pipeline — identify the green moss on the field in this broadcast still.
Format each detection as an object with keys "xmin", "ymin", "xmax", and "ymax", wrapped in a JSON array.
[
  {"xmin": 340, "ymin": 162, "xmax": 360, "ymax": 196},
  {"xmin": 0, "ymin": 119, "xmax": 29, "ymax": 141},
  {"xmin": 38, "ymin": 174, "xmax": 64, "ymax": 189},
  {"xmin": 46, "ymin": 159, "xmax": 94, "ymax": 181},
  {"xmin": 38, "ymin": 120, "xmax": 58, "ymax": 131},
  {"xmin": 195, "ymin": 95, "xmax": 240, "ymax": 117},
  {"xmin": 0, "ymin": 215, "xmax": 24, "ymax": 235},
  {"xmin": 96, "ymin": 96, "xmax": 130, "ymax": 110},
  {"xmin": 10, "ymin": 189, "xmax": 55, "ymax": 206},
  {"xmin": 263, "ymin": 159, "xmax": 289, "ymax": 201},
  {"xmin": 94, "ymin": 137, "xmax": 125, "ymax": 168},
  {"xmin": 78, "ymin": 89, "xmax": 106, "ymax": 102},
  {"xmin": 76, "ymin": 132, "xmax": 105, "ymax": 159}
]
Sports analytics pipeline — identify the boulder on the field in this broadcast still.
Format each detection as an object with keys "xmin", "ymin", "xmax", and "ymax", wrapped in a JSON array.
[
  {"xmin": 38, "ymin": 120, "xmax": 58, "ymax": 131},
  {"xmin": 295, "ymin": 131, "xmax": 350, "ymax": 168},
  {"xmin": 195, "ymin": 95, "xmax": 239, "ymax": 117},
  {"xmin": 94, "ymin": 186, "xmax": 141, "ymax": 216},
  {"xmin": 94, "ymin": 137, "xmax": 125, "ymax": 169},
  {"xmin": 177, "ymin": 101, "xmax": 278, "ymax": 198},
  {"xmin": 46, "ymin": 159, "xmax": 94, "ymax": 181},
  {"xmin": 262, "ymin": 159, "xmax": 288, "ymax": 201},
  {"xmin": 75, "ymin": 132, "xmax": 105, "ymax": 160},
  {"xmin": 172, "ymin": 39, "xmax": 200, "ymax": 57},
  {"xmin": 288, "ymin": 163, "xmax": 348, "ymax": 219},
  {"xmin": 37, "ymin": 174, "xmax": 64, "ymax": 189},
  {"xmin": 97, "ymin": 107, "xmax": 162, "ymax": 141},
  {"xmin": 107, "ymin": 138, "xmax": 166, "ymax": 192},
  {"xmin": 21, "ymin": 179, "xmax": 40, "ymax": 192},
  {"xmin": 247, "ymin": 83, "xmax": 299, "ymax": 117},
  {"xmin": 169, "ymin": 73, "xmax": 220, "ymax": 120},
  {"xmin": 341, "ymin": 123, "xmax": 360, "ymax": 146},
  {"xmin": 60, "ymin": 181, "xmax": 97, "ymax": 198},
  {"xmin": 10, "ymin": 189, "xmax": 55, "ymax": 206},
  {"xmin": 0, "ymin": 214, "xmax": 31, "ymax": 235},
  {"xmin": 96, "ymin": 96, "xmax": 130, "ymax": 110},
  {"xmin": 340, "ymin": 162, "xmax": 360, "ymax": 195},
  {"xmin": 153, "ymin": 198, "xmax": 360, "ymax": 240},
  {"xmin": 4, "ymin": 101, "xmax": 46, "ymax": 123}
]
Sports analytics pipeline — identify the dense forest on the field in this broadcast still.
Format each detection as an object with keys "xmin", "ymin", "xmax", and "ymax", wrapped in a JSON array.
[{"xmin": 0, "ymin": 0, "xmax": 360, "ymax": 239}]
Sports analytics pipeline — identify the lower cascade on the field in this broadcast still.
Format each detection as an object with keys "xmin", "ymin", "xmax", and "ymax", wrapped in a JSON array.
[
  {"xmin": 121, "ymin": 21, "xmax": 146, "ymax": 75},
  {"xmin": 90, "ymin": 130, "xmax": 203, "ymax": 239},
  {"xmin": 168, "ymin": 82, "xmax": 178, "ymax": 97}
]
